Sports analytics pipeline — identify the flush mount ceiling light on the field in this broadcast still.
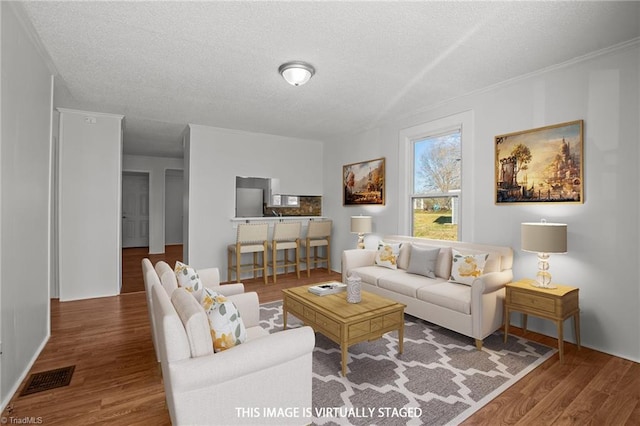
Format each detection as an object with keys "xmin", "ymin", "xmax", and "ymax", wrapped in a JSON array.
[{"xmin": 278, "ymin": 61, "xmax": 315, "ymax": 86}]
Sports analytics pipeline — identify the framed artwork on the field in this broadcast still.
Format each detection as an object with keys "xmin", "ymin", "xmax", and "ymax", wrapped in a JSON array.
[
  {"xmin": 343, "ymin": 157, "xmax": 385, "ymax": 205},
  {"xmin": 495, "ymin": 120, "xmax": 584, "ymax": 204}
]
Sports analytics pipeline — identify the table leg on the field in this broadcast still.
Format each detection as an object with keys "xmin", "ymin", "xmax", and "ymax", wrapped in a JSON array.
[
  {"xmin": 283, "ymin": 304, "xmax": 288, "ymax": 330},
  {"xmin": 574, "ymin": 312, "xmax": 581, "ymax": 350},
  {"xmin": 503, "ymin": 307, "xmax": 510, "ymax": 343},
  {"xmin": 398, "ymin": 319, "xmax": 404, "ymax": 354},
  {"xmin": 341, "ymin": 345, "xmax": 348, "ymax": 377},
  {"xmin": 556, "ymin": 320, "xmax": 564, "ymax": 362},
  {"xmin": 522, "ymin": 313, "xmax": 528, "ymax": 332}
]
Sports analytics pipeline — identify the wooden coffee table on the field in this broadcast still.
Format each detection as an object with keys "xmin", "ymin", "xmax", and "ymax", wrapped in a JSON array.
[{"xmin": 282, "ymin": 283, "xmax": 406, "ymax": 376}]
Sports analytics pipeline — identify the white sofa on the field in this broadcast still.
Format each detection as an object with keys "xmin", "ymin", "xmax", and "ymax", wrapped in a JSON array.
[
  {"xmin": 151, "ymin": 281, "xmax": 315, "ymax": 425},
  {"xmin": 342, "ymin": 235, "xmax": 513, "ymax": 349}
]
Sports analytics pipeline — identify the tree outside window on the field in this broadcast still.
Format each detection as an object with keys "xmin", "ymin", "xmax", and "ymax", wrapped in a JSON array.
[{"xmin": 412, "ymin": 131, "xmax": 461, "ymax": 240}]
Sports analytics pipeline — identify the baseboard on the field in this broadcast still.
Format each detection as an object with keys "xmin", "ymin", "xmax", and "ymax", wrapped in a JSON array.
[{"xmin": 0, "ymin": 333, "xmax": 50, "ymax": 413}]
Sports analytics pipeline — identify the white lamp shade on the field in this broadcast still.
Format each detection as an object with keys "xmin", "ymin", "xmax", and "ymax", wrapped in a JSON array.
[
  {"xmin": 521, "ymin": 222, "xmax": 567, "ymax": 253},
  {"xmin": 351, "ymin": 216, "xmax": 372, "ymax": 234}
]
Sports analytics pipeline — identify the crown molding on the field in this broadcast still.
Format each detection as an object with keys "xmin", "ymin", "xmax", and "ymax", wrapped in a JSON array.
[
  {"xmin": 8, "ymin": 3, "xmax": 61, "ymax": 78},
  {"xmin": 392, "ymin": 37, "xmax": 640, "ymax": 129}
]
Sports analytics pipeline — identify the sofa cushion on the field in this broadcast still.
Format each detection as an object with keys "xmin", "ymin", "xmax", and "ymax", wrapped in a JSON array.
[
  {"xmin": 378, "ymin": 270, "xmax": 446, "ymax": 298},
  {"xmin": 246, "ymin": 326, "xmax": 269, "ymax": 341},
  {"xmin": 435, "ymin": 247, "xmax": 453, "ymax": 279},
  {"xmin": 417, "ymin": 281, "xmax": 472, "ymax": 314},
  {"xmin": 396, "ymin": 242, "xmax": 411, "ymax": 270},
  {"xmin": 408, "ymin": 244, "xmax": 452, "ymax": 279},
  {"xmin": 171, "ymin": 287, "xmax": 214, "ymax": 358},
  {"xmin": 449, "ymin": 249, "xmax": 489, "ymax": 285},
  {"xmin": 375, "ymin": 241, "xmax": 402, "ymax": 269},
  {"xmin": 201, "ymin": 287, "xmax": 247, "ymax": 353},
  {"xmin": 349, "ymin": 265, "xmax": 399, "ymax": 286},
  {"xmin": 407, "ymin": 245, "xmax": 440, "ymax": 278},
  {"xmin": 174, "ymin": 261, "xmax": 204, "ymax": 302}
]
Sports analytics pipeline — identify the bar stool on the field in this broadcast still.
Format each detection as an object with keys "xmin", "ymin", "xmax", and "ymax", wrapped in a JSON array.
[
  {"xmin": 227, "ymin": 223, "xmax": 269, "ymax": 284},
  {"xmin": 269, "ymin": 222, "xmax": 301, "ymax": 283},
  {"xmin": 300, "ymin": 220, "xmax": 332, "ymax": 277}
]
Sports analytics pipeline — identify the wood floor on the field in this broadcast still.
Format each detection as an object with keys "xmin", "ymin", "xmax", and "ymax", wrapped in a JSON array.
[
  {"xmin": 3, "ymin": 249, "xmax": 638, "ymax": 425},
  {"xmin": 121, "ymin": 245, "xmax": 184, "ymax": 293}
]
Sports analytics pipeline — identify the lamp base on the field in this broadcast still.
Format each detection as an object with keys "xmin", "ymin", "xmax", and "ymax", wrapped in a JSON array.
[
  {"xmin": 357, "ymin": 233, "xmax": 365, "ymax": 249},
  {"xmin": 529, "ymin": 281, "xmax": 557, "ymax": 290},
  {"xmin": 531, "ymin": 262, "xmax": 557, "ymax": 289}
]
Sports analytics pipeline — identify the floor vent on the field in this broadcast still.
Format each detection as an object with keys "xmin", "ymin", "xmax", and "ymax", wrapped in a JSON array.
[{"xmin": 20, "ymin": 366, "xmax": 75, "ymax": 396}]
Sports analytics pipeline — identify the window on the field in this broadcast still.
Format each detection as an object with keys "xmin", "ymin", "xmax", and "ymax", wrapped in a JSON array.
[
  {"xmin": 399, "ymin": 111, "xmax": 471, "ymax": 240},
  {"xmin": 411, "ymin": 130, "xmax": 461, "ymax": 240}
]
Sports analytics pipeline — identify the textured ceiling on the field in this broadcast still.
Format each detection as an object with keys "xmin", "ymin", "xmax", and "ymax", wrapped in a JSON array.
[{"xmin": 18, "ymin": 1, "xmax": 640, "ymax": 158}]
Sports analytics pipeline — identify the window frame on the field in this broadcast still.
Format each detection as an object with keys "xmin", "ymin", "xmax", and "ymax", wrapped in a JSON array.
[{"xmin": 398, "ymin": 111, "xmax": 474, "ymax": 241}]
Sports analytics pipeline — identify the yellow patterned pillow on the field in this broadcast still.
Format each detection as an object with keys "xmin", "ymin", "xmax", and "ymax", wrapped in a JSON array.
[
  {"xmin": 449, "ymin": 249, "xmax": 488, "ymax": 285},
  {"xmin": 375, "ymin": 241, "xmax": 402, "ymax": 269},
  {"xmin": 174, "ymin": 261, "xmax": 204, "ymax": 302},
  {"xmin": 201, "ymin": 287, "xmax": 247, "ymax": 353}
]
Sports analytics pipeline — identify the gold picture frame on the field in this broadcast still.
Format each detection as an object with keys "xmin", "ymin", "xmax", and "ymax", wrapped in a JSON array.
[
  {"xmin": 343, "ymin": 157, "xmax": 385, "ymax": 205},
  {"xmin": 495, "ymin": 120, "xmax": 584, "ymax": 204}
]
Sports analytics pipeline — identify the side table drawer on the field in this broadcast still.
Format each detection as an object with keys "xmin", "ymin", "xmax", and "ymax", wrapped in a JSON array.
[{"xmin": 510, "ymin": 290, "xmax": 556, "ymax": 314}]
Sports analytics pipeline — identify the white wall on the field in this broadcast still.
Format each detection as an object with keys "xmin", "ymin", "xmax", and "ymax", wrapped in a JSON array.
[
  {"xmin": 324, "ymin": 42, "xmax": 640, "ymax": 361},
  {"xmin": 186, "ymin": 125, "xmax": 323, "ymax": 273},
  {"xmin": 122, "ymin": 155, "xmax": 184, "ymax": 253},
  {"xmin": 183, "ymin": 128, "xmax": 191, "ymax": 263},
  {"xmin": 58, "ymin": 109, "xmax": 123, "ymax": 301},
  {"xmin": 0, "ymin": 3, "xmax": 53, "ymax": 409},
  {"xmin": 165, "ymin": 169, "xmax": 184, "ymax": 245}
]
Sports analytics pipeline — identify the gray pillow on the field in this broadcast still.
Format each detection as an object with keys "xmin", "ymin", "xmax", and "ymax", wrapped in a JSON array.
[{"xmin": 407, "ymin": 245, "xmax": 440, "ymax": 278}]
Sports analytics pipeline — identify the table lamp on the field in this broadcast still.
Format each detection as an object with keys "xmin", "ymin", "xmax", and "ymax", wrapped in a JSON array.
[
  {"xmin": 521, "ymin": 220, "xmax": 567, "ymax": 289},
  {"xmin": 351, "ymin": 216, "xmax": 372, "ymax": 249}
]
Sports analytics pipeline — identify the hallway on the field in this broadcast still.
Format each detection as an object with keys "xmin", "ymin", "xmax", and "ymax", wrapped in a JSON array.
[{"xmin": 121, "ymin": 245, "xmax": 183, "ymax": 293}]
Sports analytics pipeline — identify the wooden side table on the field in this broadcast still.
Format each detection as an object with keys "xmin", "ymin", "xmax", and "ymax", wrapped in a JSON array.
[{"xmin": 504, "ymin": 279, "xmax": 580, "ymax": 362}]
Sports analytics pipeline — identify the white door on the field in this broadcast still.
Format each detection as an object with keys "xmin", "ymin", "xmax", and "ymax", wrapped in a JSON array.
[
  {"xmin": 122, "ymin": 172, "xmax": 149, "ymax": 248},
  {"xmin": 165, "ymin": 169, "xmax": 184, "ymax": 245}
]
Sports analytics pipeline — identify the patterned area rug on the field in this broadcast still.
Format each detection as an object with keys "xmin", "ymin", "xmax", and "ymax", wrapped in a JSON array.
[{"xmin": 260, "ymin": 301, "xmax": 555, "ymax": 426}]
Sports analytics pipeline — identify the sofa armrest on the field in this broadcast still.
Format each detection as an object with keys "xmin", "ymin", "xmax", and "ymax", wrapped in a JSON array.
[
  {"xmin": 472, "ymin": 270, "xmax": 513, "ymax": 294},
  {"xmin": 198, "ymin": 267, "xmax": 221, "ymax": 287},
  {"xmin": 169, "ymin": 326, "xmax": 315, "ymax": 394},
  {"xmin": 342, "ymin": 249, "xmax": 377, "ymax": 282},
  {"xmin": 208, "ymin": 283, "xmax": 245, "ymax": 297},
  {"xmin": 227, "ymin": 292, "xmax": 260, "ymax": 328},
  {"xmin": 471, "ymin": 270, "xmax": 512, "ymax": 340}
]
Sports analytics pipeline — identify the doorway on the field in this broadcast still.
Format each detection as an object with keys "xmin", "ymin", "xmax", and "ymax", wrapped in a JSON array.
[{"xmin": 122, "ymin": 172, "xmax": 150, "ymax": 248}]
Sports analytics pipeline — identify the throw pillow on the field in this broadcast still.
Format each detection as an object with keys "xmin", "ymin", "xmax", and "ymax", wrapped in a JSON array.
[
  {"xmin": 201, "ymin": 287, "xmax": 247, "ymax": 353},
  {"xmin": 375, "ymin": 241, "xmax": 402, "ymax": 270},
  {"xmin": 174, "ymin": 261, "xmax": 204, "ymax": 302},
  {"xmin": 407, "ymin": 245, "xmax": 440, "ymax": 278},
  {"xmin": 449, "ymin": 249, "xmax": 489, "ymax": 285}
]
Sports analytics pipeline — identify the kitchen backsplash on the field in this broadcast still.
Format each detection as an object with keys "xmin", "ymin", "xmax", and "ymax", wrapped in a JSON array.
[{"xmin": 267, "ymin": 196, "xmax": 322, "ymax": 216}]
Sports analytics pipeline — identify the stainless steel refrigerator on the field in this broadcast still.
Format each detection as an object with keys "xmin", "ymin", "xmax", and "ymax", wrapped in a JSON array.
[{"xmin": 235, "ymin": 188, "xmax": 264, "ymax": 217}]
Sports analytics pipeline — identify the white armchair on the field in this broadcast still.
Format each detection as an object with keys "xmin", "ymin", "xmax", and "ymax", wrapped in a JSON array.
[
  {"xmin": 142, "ymin": 259, "xmax": 161, "ymax": 362},
  {"xmin": 143, "ymin": 259, "xmax": 246, "ymax": 363},
  {"xmin": 152, "ymin": 285, "xmax": 315, "ymax": 425},
  {"xmin": 155, "ymin": 260, "xmax": 245, "ymax": 297}
]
